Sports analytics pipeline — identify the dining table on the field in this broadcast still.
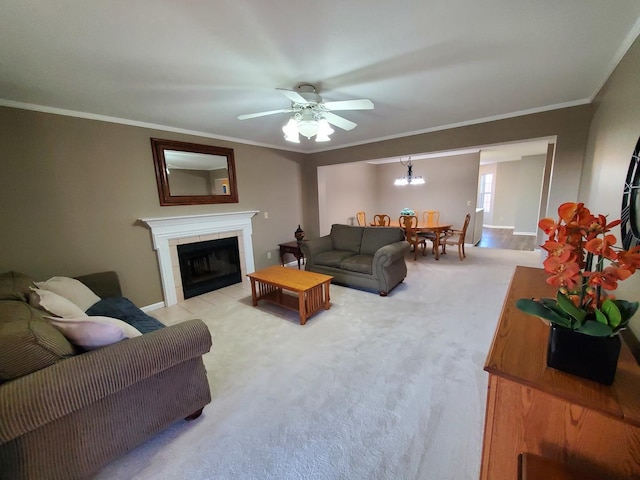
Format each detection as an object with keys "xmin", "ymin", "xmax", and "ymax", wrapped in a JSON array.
[{"xmin": 376, "ymin": 220, "xmax": 453, "ymax": 260}]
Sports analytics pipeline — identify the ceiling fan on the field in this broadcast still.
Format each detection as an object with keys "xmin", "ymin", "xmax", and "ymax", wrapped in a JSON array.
[{"xmin": 237, "ymin": 84, "xmax": 374, "ymax": 143}]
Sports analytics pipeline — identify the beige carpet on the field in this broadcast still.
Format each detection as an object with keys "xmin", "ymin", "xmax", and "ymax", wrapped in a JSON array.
[{"xmin": 94, "ymin": 246, "xmax": 542, "ymax": 480}]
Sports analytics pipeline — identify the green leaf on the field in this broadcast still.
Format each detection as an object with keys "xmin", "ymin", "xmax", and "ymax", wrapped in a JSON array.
[
  {"xmin": 516, "ymin": 298, "xmax": 572, "ymax": 328},
  {"xmin": 613, "ymin": 300, "xmax": 639, "ymax": 322},
  {"xmin": 577, "ymin": 320, "xmax": 613, "ymax": 337},
  {"xmin": 594, "ymin": 308, "xmax": 608, "ymax": 325},
  {"xmin": 601, "ymin": 299, "xmax": 622, "ymax": 329},
  {"xmin": 556, "ymin": 292, "xmax": 587, "ymax": 324}
]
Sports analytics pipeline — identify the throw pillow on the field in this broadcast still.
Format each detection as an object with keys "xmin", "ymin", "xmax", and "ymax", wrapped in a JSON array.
[
  {"xmin": 44, "ymin": 315, "xmax": 143, "ymax": 340},
  {"xmin": 35, "ymin": 276, "xmax": 101, "ymax": 311},
  {"xmin": 46, "ymin": 318, "xmax": 126, "ymax": 350},
  {"xmin": 29, "ymin": 288, "xmax": 86, "ymax": 318},
  {"xmin": 86, "ymin": 297, "xmax": 165, "ymax": 333}
]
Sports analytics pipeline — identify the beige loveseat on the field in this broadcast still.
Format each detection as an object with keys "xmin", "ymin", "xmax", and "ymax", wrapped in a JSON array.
[
  {"xmin": 301, "ymin": 224, "xmax": 409, "ymax": 296},
  {"xmin": 0, "ymin": 271, "xmax": 212, "ymax": 480}
]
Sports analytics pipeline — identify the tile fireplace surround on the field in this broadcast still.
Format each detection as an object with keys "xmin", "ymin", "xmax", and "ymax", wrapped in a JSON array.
[{"xmin": 140, "ymin": 211, "xmax": 259, "ymax": 306}]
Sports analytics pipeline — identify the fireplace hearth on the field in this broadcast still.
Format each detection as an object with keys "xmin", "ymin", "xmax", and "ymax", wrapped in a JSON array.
[{"xmin": 177, "ymin": 237, "xmax": 242, "ymax": 298}]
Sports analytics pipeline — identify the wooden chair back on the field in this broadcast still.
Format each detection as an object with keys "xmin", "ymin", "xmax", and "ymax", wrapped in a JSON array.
[
  {"xmin": 356, "ymin": 211, "xmax": 367, "ymax": 226},
  {"xmin": 422, "ymin": 210, "xmax": 440, "ymax": 226},
  {"xmin": 443, "ymin": 213, "xmax": 472, "ymax": 260},
  {"xmin": 399, "ymin": 215, "xmax": 426, "ymax": 260},
  {"xmin": 373, "ymin": 214, "xmax": 391, "ymax": 226}
]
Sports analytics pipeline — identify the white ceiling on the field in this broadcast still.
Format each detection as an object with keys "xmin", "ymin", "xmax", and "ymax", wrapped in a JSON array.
[{"xmin": 2, "ymin": 1, "xmax": 640, "ymax": 155}]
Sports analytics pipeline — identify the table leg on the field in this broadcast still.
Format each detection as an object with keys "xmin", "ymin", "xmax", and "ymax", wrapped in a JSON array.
[
  {"xmin": 323, "ymin": 281, "xmax": 331, "ymax": 309},
  {"xmin": 279, "ymin": 248, "xmax": 285, "ymax": 266},
  {"xmin": 299, "ymin": 291, "xmax": 307, "ymax": 325},
  {"xmin": 250, "ymin": 279, "xmax": 258, "ymax": 306}
]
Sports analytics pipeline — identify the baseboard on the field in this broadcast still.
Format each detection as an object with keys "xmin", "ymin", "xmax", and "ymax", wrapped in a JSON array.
[
  {"xmin": 513, "ymin": 231, "xmax": 537, "ymax": 236},
  {"xmin": 483, "ymin": 225, "xmax": 515, "ymax": 229},
  {"xmin": 142, "ymin": 301, "xmax": 165, "ymax": 312}
]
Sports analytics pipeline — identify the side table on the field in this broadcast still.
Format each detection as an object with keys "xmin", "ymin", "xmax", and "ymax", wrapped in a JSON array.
[{"xmin": 278, "ymin": 240, "xmax": 306, "ymax": 269}]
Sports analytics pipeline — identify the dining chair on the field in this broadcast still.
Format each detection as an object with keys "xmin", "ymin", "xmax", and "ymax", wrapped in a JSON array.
[
  {"xmin": 356, "ymin": 211, "xmax": 367, "ymax": 226},
  {"xmin": 422, "ymin": 210, "xmax": 440, "ymax": 225},
  {"xmin": 399, "ymin": 215, "xmax": 427, "ymax": 260},
  {"xmin": 419, "ymin": 210, "xmax": 441, "ymax": 244},
  {"xmin": 373, "ymin": 214, "xmax": 391, "ymax": 226},
  {"xmin": 441, "ymin": 213, "xmax": 472, "ymax": 260}
]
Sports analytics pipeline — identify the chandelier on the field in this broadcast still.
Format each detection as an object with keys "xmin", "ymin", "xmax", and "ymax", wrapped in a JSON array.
[
  {"xmin": 282, "ymin": 109, "xmax": 334, "ymax": 143},
  {"xmin": 394, "ymin": 157, "xmax": 425, "ymax": 185}
]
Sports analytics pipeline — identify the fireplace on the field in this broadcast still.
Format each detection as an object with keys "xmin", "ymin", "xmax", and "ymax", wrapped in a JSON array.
[
  {"xmin": 177, "ymin": 237, "xmax": 242, "ymax": 298},
  {"xmin": 139, "ymin": 211, "xmax": 259, "ymax": 306}
]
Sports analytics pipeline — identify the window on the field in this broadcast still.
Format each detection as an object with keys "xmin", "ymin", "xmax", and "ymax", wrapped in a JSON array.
[{"xmin": 480, "ymin": 173, "xmax": 493, "ymax": 213}]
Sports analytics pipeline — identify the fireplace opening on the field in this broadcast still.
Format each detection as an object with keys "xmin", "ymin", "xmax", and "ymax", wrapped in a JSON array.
[{"xmin": 177, "ymin": 237, "xmax": 242, "ymax": 299}]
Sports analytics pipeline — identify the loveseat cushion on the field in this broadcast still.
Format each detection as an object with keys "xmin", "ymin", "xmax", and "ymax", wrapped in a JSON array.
[
  {"xmin": 360, "ymin": 227, "xmax": 405, "ymax": 255},
  {"xmin": 314, "ymin": 250, "xmax": 357, "ymax": 268},
  {"xmin": 340, "ymin": 254, "xmax": 374, "ymax": 275},
  {"xmin": 0, "ymin": 300, "xmax": 75, "ymax": 382},
  {"xmin": 330, "ymin": 224, "xmax": 364, "ymax": 253},
  {"xmin": 0, "ymin": 271, "xmax": 35, "ymax": 302},
  {"xmin": 86, "ymin": 297, "xmax": 165, "ymax": 333}
]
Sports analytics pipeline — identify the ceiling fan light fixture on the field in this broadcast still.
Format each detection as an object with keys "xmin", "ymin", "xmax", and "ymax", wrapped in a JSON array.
[
  {"xmin": 283, "ymin": 118, "xmax": 300, "ymax": 143},
  {"xmin": 315, "ymin": 118, "xmax": 334, "ymax": 142}
]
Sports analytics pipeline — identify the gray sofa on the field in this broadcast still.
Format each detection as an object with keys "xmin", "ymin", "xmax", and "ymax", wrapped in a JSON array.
[
  {"xmin": 301, "ymin": 224, "xmax": 409, "ymax": 296},
  {"xmin": 0, "ymin": 271, "xmax": 212, "ymax": 480}
]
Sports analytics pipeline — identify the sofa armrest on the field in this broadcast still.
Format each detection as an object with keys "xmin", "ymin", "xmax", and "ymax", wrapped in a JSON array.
[
  {"xmin": 0, "ymin": 319, "xmax": 211, "ymax": 444},
  {"xmin": 300, "ymin": 236, "xmax": 333, "ymax": 266},
  {"xmin": 75, "ymin": 271, "xmax": 122, "ymax": 298},
  {"xmin": 373, "ymin": 241, "xmax": 409, "ymax": 268}
]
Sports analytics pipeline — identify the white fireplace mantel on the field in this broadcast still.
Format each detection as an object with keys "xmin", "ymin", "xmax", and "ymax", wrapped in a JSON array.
[{"xmin": 140, "ymin": 211, "xmax": 259, "ymax": 306}]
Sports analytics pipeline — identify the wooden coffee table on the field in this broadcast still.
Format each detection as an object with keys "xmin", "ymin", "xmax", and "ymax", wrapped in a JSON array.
[{"xmin": 247, "ymin": 266, "xmax": 332, "ymax": 325}]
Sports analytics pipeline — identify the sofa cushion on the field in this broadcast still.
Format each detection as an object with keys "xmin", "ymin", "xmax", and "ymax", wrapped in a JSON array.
[
  {"xmin": 28, "ymin": 288, "xmax": 86, "ymax": 318},
  {"xmin": 0, "ymin": 271, "xmax": 35, "ymax": 302},
  {"xmin": 86, "ymin": 297, "xmax": 165, "ymax": 333},
  {"xmin": 314, "ymin": 250, "xmax": 357, "ymax": 268},
  {"xmin": 340, "ymin": 254, "xmax": 374, "ymax": 275},
  {"xmin": 360, "ymin": 227, "xmax": 405, "ymax": 255},
  {"xmin": 0, "ymin": 300, "xmax": 75, "ymax": 382},
  {"xmin": 330, "ymin": 224, "xmax": 364, "ymax": 253},
  {"xmin": 35, "ymin": 276, "xmax": 101, "ymax": 311}
]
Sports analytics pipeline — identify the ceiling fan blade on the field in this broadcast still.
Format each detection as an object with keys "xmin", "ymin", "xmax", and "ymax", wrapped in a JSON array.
[
  {"xmin": 276, "ymin": 88, "xmax": 308, "ymax": 104},
  {"xmin": 323, "ymin": 112, "xmax": 357, "ymax": 131},
  {"xmin": 237, "ymin": 109, "xmax": 291, "ymax": 120},
  {"xmin": 323, "ymin": 99, "xmax": 374, "ymax": 111}
]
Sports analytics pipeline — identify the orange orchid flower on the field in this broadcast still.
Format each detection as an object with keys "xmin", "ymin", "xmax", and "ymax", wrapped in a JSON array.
[
  {"xmin": 617, "ymin": 245, "xmax": 640, "ymax": 274},
  {"xmin": 584, "ymin": 234, "xmax": 618, "ymax": 260},
  {"xmin": 543, "ymin": 256, "xmax": 581, "ymax": 289}
]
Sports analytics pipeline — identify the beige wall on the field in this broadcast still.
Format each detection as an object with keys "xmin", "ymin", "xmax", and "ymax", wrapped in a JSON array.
[
  {"xmin": 0, "ymin": 107, "xmax": 305, "ymax": 306},
  {"xmin": 374, "ymin": 152, "xmax": 480, "ymax": 230},
  {"xmin": 304, "ymin": 106, "xmax": 592, "ymax": 238},
  {"xmin": 318, "ymin": 162, "xmax": 378, "ymax": 235},
  {"xmin": 580, "ymin": 36, "xmax": 640, "ymax": 335}
]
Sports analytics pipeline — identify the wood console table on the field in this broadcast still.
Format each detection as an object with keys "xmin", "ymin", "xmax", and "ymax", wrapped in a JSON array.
[
  {"xmin": 279, "ymin": 240, "xmax": 306, "ymax": 269},
  {"xmin": 480, "ymin": 266, "xmax": 640, "ymax": 480}
]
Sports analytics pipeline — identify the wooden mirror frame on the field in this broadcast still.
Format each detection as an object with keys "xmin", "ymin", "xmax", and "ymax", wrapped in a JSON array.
[{"xmin": 151, "ymin": 138, "xmax": 239, "ymax": 206}]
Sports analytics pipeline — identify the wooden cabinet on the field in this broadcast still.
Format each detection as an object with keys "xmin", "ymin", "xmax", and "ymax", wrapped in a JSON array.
[{"xmin": 480, "ymin": 266, "xmax": 640, "ymax": 480}]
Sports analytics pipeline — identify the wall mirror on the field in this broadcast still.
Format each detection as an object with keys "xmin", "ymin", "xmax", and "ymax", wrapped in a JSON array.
[{"xmin": 151, "ymin": 138, "xmax": 238, "ymax": 205}]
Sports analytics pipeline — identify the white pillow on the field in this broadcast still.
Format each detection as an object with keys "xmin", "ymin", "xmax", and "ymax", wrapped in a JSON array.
[
  {"xmin": 29, "ymin": 288, "xmax": 86, "ymax": 318},
  {"xmin": 35, "ymin": 276, "xmax": 101, "ymax": 311},
  {"xmin": 45, "ymin": 315, "xmax": 142, "ymax": 339},
  {"xmin": 46, "ymin": 318, "xmax": 125, "ymax": 350}
]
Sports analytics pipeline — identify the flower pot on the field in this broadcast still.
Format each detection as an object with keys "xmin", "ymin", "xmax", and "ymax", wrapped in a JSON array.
[{"xmin": 546, "ymin": 324, "xmax": 621, "ymax": 385}]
